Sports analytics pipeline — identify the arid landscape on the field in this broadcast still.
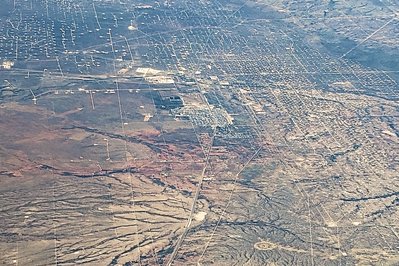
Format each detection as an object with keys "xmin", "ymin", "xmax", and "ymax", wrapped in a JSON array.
[{"xmin": 1, "ymin": 0, "xmax": 398, "ymax": 265}]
